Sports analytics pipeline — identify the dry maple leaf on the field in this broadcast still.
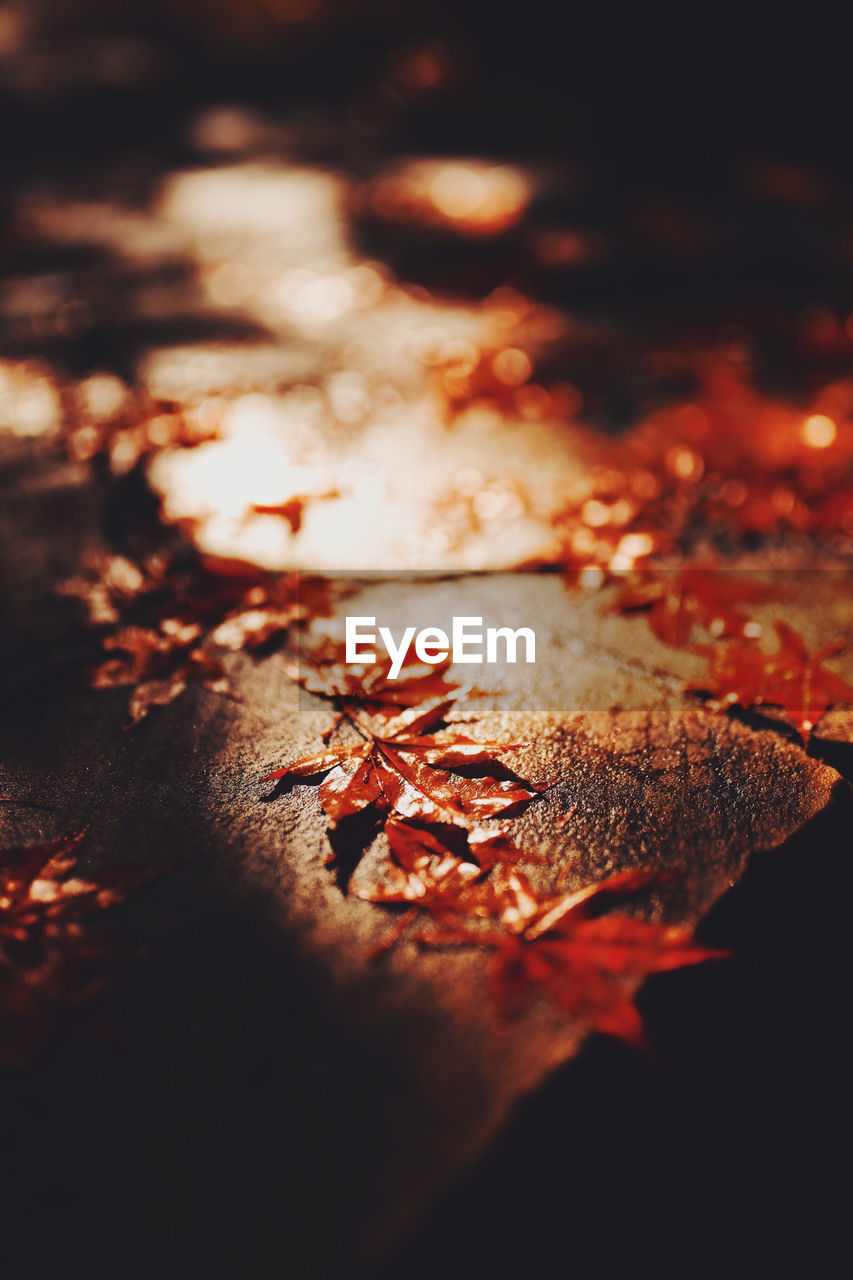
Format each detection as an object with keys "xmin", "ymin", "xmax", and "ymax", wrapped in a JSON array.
[
  {"xmin": 61, "ymin": 549, "xmax": 333, "ymax": 722},
  {"xmin": 267, "ymin": 704, "xmax": 541, "ymax": 872},
  {"xmin": 687, "ymin": 620, "xmax": 853, "ymax": 744},
  {"xmin": 0, "ymin": 829, "xmax": 150, "ymax": 1065},
  {"xmin": 415, "ymin": 866, "xmax": 725, "ymax": 1047},
  {"xmin": 267, "ymin": 652, "xmax": 545, "ymax": 877},
  {"xmin": 91, "ymin": 621, "xmax": 232, "ymax": 726},
  {"xmin": 284, "ymin": 640, "xmax": 461, "ymax": 722},
  {"xmin": 353, "ymin": 817, "xmax": 535, "ymax": 916},
  {"xmin": 612, "ymin": 568, "xmax": 776, "ymax": 646}
]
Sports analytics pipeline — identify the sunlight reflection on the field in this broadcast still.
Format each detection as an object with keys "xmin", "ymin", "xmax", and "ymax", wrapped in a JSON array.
[
  {"xmin": 148, "ymin": 385, "xmax": 591, "ymax": 571},
  {"xmin": 369, "ymin": 160, "xmax": 531, "ymax": 235},
  {"xmin": 0, "ymin": 360, "xmax": 62, "ymax": 436},
  {"xmin": 15, "ymin": 146, "xmax": 853, "ymax": 572},
  {"xmin": 158, "ymin": 163, "xmax": 350, "ymax": 264},
  {"xmin": 801, "ymin": 414, "xmax": 837, "ymax": 449}
]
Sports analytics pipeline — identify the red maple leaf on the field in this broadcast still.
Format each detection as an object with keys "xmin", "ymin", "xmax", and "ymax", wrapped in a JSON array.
[
  {"xmin": 266, "ymin": 691, "xmax": 543, "ymax": 873},
  {"xmin": 91, "ymin": 620, "xmax": 232, "ymax": 725},
  {"xmin": 284, "ymin": 639, "xmax": 461, "ymax": 724},
  {"xmin": 61, "ymin": 550, "xmax": 333, "ymax": 722},
  {"xmin": 612, "ymin": 568, "xmax": 776, "ymax": 647},
  {"xmin": 687, "ymin": 620, "xmax": 853, "ymax": 744},
  {"xmin": 0, "ymin": 829, "xmax": 150, "ymax": 1064},
  {"xmin": 352, "ymin": 818, "xmax": 536, "ymax": 918},
  {"xmin": 415, "ymin": 866, "xmax": 725, "ymax": 1047}
]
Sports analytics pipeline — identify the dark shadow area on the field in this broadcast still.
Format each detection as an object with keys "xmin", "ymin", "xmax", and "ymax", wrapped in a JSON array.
[{"xmin": 374, "ymin": 780, "xmax": 853, "ymax": 1280}]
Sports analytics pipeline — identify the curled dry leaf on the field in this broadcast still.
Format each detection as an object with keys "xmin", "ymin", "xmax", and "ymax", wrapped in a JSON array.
[
  {"xmin": 284, "ymin": 640, "xmax": 461, "ymax": 720},
  {"xmin": 60, "ymin": 549, "xmax": 333, "ymax": 722},
  {"xmin": 687, "ymin": 620, "xmax": 853, "ymax": 744},
  {"xmin": 415, "ymin": 866, "xmax": 726, "ymax": 1047},
  {"xmin": 611, "ymin": 567, "xmax": 777, "ymax": 647},
  {"xmin": 266, "ymin": 688, "xmax": 542, "ymax": 874},
  {"xmin": 0, "ymin": 829, "xmax": 150, "ymax": 1065}
]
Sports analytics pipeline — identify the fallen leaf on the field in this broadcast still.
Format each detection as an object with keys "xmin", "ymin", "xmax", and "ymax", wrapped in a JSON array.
[
  {"xmin": 416, "ymin": 866, "xmax": 725, "ymax": 1047},
  {"xmin": 612, "ymin": 568, "xmax": 776, "ymax": 646},
  {"xmin": 91, "ymin": 622, "xmax": 231, "ymax": 725},
  {"xmin": 268, "ymin": 719, "xmax": 539, "ymax": 868},
  {"xmin": 352, "ymin": 818, "xmax": 533, "ymax": 916},
  {"xmin": 0, "ymin": 829, "xmax": 150, "ymax": 1064},
  {"xmin": 266, "ymin": 659, "xmax": 543, "ymax": 876},
  {"xmin": 285, "ymin": 639, "xmax": 460, "ymax": 720},
  {"xmin": 61, "ymin": 550, "xmax": 333, "ymax": 721},
  {"xmin": 687, "ymin": 620, "xmax": 853, "ymax": 743}
]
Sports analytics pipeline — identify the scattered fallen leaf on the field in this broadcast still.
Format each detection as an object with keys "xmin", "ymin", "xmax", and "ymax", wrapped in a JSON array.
[
  {"xmin": 612, "ymin": 568, "xmax": 776, "ymax": 646},
  {"xmin": 687, "ymin": 620, "xmax": 853, "ymax": 744},
  {"xmin": 268, "ymin": 646, "xmax": 546, "ymax": 877},
  {"xmin": 91, "ymin": 621, "xmax": 232, "ymax": 726},
  {"xmin": 61, "ymin": 549, "xmax": 333, "ymax": 722},
  {"xmin": 266, "ymin": 698, "xmax": 541, "ymax": 875},
  {"xmin": 353, "ymin": 817, "xmax": 533, "ymax": 914},
  {"xmin": 415, "ymin": 866, "xmax": 725, "ymax": 1047},
  {"xmin": 532, "ymin": 360, "xmax": 853, "ymax": 581},
  {"xmin": 285, "ymin": 640, "xmax": 460, "ymax": 720},
  {"xmin": 0, "ymin": 829, "xmax": 150, "ymax": 1065}
]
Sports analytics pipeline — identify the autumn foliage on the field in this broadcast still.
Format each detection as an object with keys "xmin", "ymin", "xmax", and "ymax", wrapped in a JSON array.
[
  {"xmin": 61, "ymin": 549, "xmax": 332, "ymax": 724},
  {"xmin": 268, "ymin": 649, "xmax": 542, "ymax": 873},
  {"xmin": 266, "ymin": 646, "xmax": 725, "ymax": 1044},
  {"xmin": 688, "ymin": 621, "xmax": 853, "ymax": 745},
  {"xmin": 0, "ymin": 828, "xmax": 149, "ymax": 1065},
  {"xmin": 17, "ymin": 323, "xmax": 853, "ymax": 1063}
]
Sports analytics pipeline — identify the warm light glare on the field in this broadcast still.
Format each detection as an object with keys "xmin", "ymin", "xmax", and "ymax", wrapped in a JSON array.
[
  {"xmin": 371, "ymin": 160, "xmax": 531, "ymax": 235},
  {"xmin": 800, "ymin": 414, "xmax": 837, "ymax": 449},
  {"xmin": 492, "ymin": 348, "xmax": 532, "ymax": 387}
]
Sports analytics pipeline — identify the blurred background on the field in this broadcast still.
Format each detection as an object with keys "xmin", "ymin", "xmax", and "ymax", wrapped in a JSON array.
[{"xmin": 3, "ymin": 0, "xmax": 853, "ymax": 571}]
